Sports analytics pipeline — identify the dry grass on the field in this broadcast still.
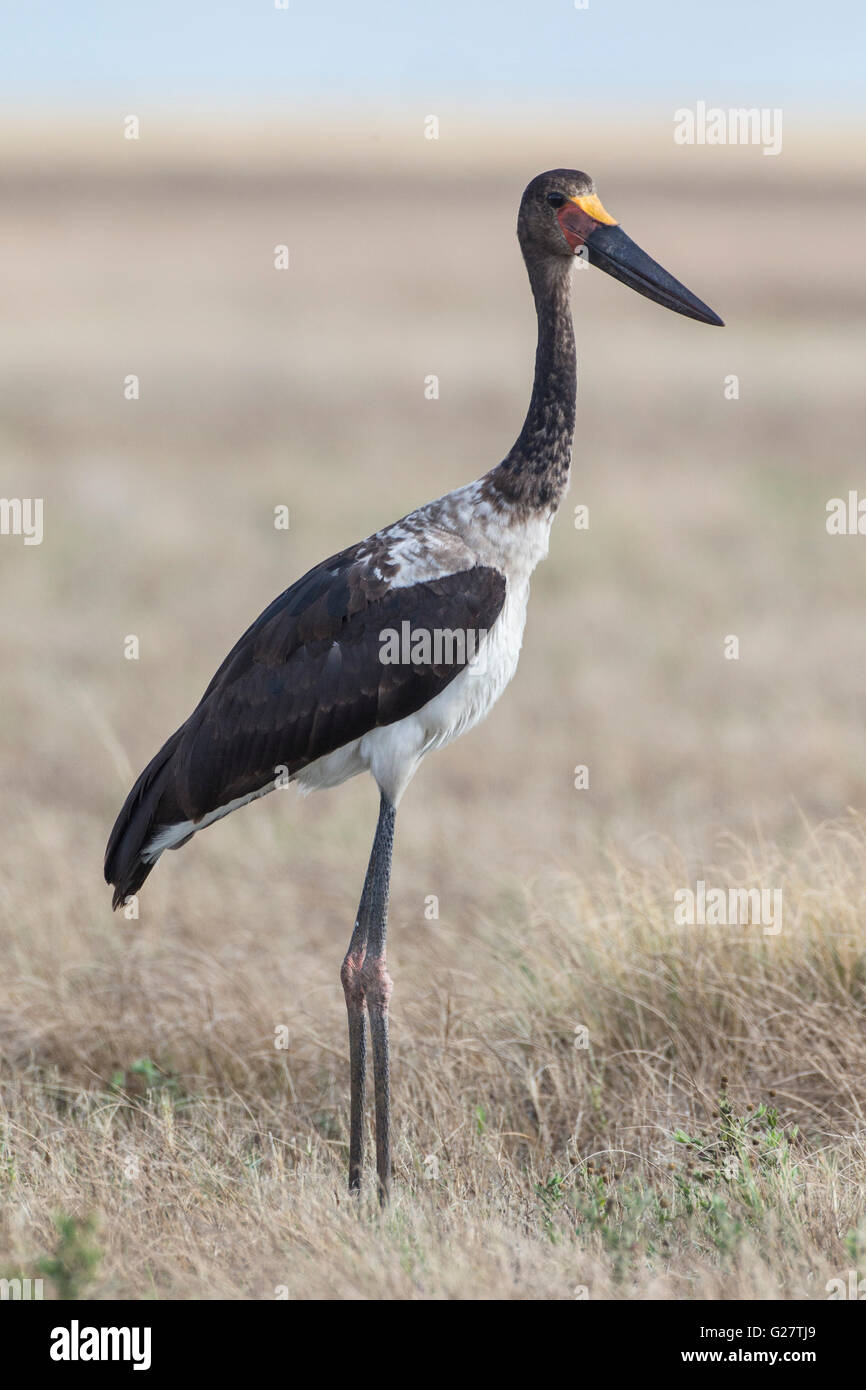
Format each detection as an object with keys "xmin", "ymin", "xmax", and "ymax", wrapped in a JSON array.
[
  {"xmin": 1, "ymin": 122, "xmax": 865, "ymax": 1299},
  {"xmin": 2, "ymin": 815, "xmax": 865, "ymax": 1298}
]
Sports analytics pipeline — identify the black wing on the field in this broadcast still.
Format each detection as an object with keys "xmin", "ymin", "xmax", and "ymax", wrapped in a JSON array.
[{"xmin": 105, "ymin": 546, "xmax": 506, "ymax": 905}]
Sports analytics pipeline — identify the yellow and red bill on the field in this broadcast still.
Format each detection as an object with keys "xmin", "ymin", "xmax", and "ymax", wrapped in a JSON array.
[{"xmin": 557, "ymin": 193, "xmax": 723, "ymax": 326}]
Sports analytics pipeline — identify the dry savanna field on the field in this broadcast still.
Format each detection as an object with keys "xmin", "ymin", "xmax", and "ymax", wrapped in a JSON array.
[{"xmin": 1, "ymin": 118, "xmax": 865, "ymax": 1299}]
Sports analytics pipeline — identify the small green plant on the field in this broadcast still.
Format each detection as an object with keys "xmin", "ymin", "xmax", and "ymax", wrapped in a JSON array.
[
  {"xmin": 312, "ymin": 1110, "xmax": 340, "ymax": 1140},
  {"xmin": 673, "ymin": 1085, "xmax": 798, "ymax": 1192},
  {"xmin": 535, "ymin": 1171, "xmax": 567, "ymax": 1239},
  {"xmin": 572, "ymin": 1170, "xmax": 650, "ymax": 1280},
  {"xmin": 535, "ymin": 1084, "xmax": 802, "ymax": 1278},
  {"xmin": 109, "ymin": 1056, "xmax": 185, "ymax": 1103},
  {"xmin": 668, "ymin": 1083, "xmax": 801, "ymax": 1253},
  {"xmin": 843, "ymin": 1222, "xmax": 866, "ymax": 1270},
  {"xmin": 534, "ymin": 1162, "xmax": 649, "ymax": 1278},
  {"xmin": 37, "ymin": 1214, "xmax": 101, "ymax": 1300}
]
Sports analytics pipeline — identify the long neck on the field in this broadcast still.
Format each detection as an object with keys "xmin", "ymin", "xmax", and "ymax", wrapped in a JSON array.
[{"xmin": 488, "ymin": 251, "xmax": 576, "ymax": 514}]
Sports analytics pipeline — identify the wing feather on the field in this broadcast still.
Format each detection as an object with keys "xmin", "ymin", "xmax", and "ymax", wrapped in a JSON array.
[{"xmin": 173, "ymin": 555, "xmax": 506, "ymax": 818}]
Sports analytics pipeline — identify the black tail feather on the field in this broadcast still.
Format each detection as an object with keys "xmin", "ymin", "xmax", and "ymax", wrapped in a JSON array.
[{"xmin": 104, "ymin": 727, "xmax": 185, "ymax": 910}]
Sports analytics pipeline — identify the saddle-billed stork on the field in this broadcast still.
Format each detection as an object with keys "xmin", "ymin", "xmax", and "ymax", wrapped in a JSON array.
[{"xmin": 105, "ymin": 169, "xmax": 722, "ymax": 1199}]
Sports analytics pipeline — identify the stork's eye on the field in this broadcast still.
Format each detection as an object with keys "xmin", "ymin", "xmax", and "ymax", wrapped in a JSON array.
[{"xmin": 546, "ymin": 192, "xmax": 567, "ymax": 208}]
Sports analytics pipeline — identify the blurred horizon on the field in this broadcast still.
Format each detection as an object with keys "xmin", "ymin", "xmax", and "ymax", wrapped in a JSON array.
[{"xmin": 3, "ymin": 109, "xmax": 864, "ymax": 189}]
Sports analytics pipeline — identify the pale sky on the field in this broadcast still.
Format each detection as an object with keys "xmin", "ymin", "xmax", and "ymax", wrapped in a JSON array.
[{"xmin": 2, "ymin": 0, "xmax": 863, "ymax": 112}]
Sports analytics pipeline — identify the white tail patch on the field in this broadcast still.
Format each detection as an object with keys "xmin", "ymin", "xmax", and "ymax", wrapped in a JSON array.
[{"xmin": 143, "ymin": 784, "xmax": 276, "ymax": 860}]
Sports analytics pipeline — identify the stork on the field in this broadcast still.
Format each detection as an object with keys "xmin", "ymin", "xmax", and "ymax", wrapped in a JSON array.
[{"xmin": 105, "ymin": 169, "xmax": 722, "ymax": 1199}]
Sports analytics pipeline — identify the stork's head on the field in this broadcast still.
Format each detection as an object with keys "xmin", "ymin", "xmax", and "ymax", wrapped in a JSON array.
[{"xmin": 518, "ymin": 169, "xmax": 723, "ymax": 327}]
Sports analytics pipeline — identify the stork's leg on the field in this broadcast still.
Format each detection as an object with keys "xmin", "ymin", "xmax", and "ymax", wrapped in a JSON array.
[
  {"xmin": 359, "ymin": 794, "xmax": 396, "ymax": 1202},
  {"xmin": 341, "ymin": 794, "xmax": 396, "ymax": 1197},
  {"xmin": 340, "ymin": 914, "xmax": 368, "ymax": 1193}
]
